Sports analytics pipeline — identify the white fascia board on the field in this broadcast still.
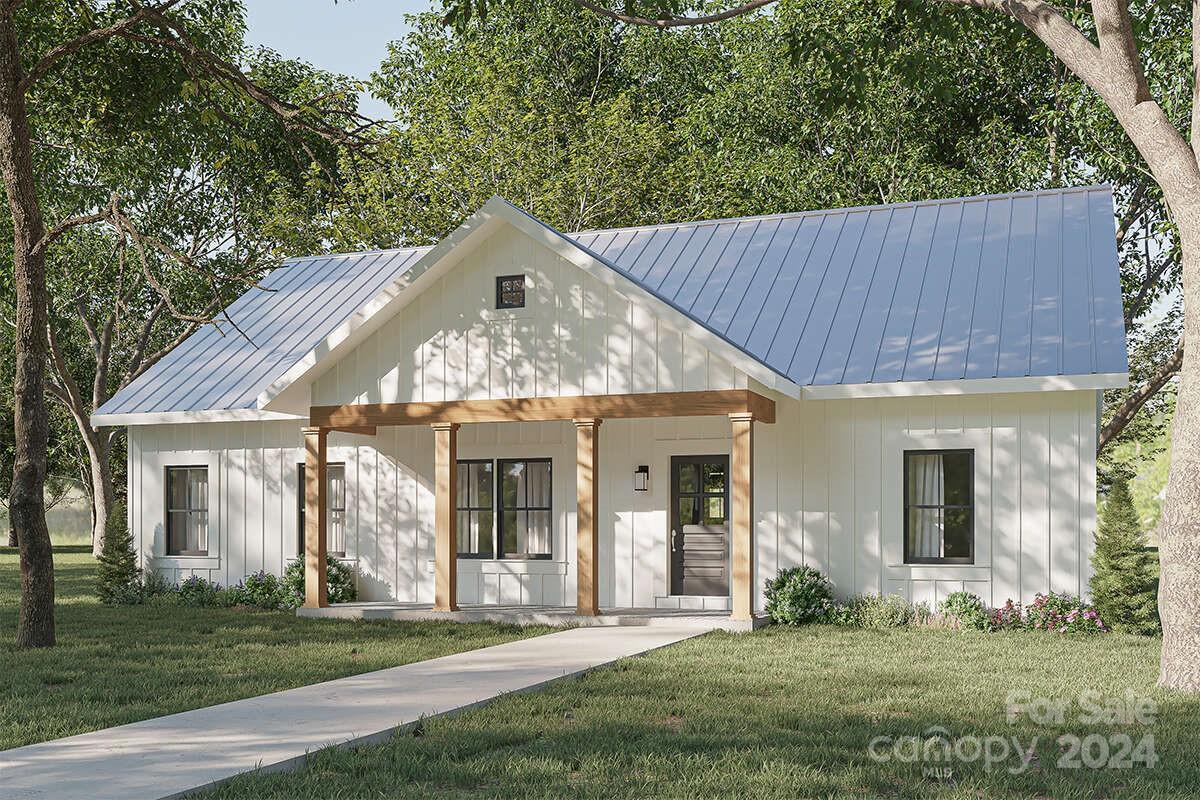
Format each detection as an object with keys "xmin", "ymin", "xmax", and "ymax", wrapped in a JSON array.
[
  {"xmin": 801, "ymin": 373, "xmax": 1129, "ymax": 400},
  {"xmin": 90, "ymin": 408, "xmax": 306, "ymax": 428},
  {"xmin": 500, "ymin": 202, "xmax": 805, "ymax": 399},
  {"xmin": 257, "ymin": 196, "xmax": 804, "ymax": 410}
]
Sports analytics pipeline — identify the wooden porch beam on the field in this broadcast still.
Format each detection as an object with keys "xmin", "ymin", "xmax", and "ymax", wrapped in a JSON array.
[
  {"xmin": 310, "ymin": 389, "xmax": 775, "ymax": 428},
  {"xmin": 432, "ymin": 422, "xmax": 459, "ymax": 612},
  {"xmin": 302, "ymin": 426, "xmax": 328, "ymax": 609}
]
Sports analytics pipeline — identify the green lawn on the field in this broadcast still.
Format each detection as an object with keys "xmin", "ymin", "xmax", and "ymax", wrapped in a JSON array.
[
  {"xmin": 208, "ymin": 625, "xmax": 1199, "ymax": 799},
  {"xmin": 0, "ymin": 547, "xmax": 544, "ymax": 750}
]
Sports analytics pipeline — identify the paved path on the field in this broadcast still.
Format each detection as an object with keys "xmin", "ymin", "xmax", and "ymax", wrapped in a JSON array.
[{"xmin": 0, "ymin": 626, "xmax": 709, "ymax": 800}]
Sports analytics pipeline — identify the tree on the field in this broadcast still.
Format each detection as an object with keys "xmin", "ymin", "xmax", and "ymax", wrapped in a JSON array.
[
  {"xmin": 95, "ymin": 499, "xmax": 139, "ymax": 604},
  {"xmin": 2, "ymin": 0, "xmax": 370, "ymax": 648},
  {"xmin": 438, "ymin": 0, "xmax": 1200, "ymax": 690},
  {"xmin": 1092, "ymin": 476, "xmax": 1160, "ymax": 634}
]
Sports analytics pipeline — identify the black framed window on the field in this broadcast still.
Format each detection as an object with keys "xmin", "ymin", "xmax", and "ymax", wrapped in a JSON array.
[
  {"xmin": 166, "ymin": 466, "xmax": 209, "ymax": 556},
  {"xmin": 498, "ymin": 459, "xmax": 552, "ymax": 559},
  {"xmin": 297, "ymin": 463, "xmax": 347, "ymax": 556},
  {"xmin": 457, "ymin": 460, "xmax": 495, "ymax": 558},
  {"xmin": 903, "ymin": 449, "xmax": 974, "ymax": 565},
  {"xmin": 495, "ymin": 274, "xmax": 525, "ymax": 309}
]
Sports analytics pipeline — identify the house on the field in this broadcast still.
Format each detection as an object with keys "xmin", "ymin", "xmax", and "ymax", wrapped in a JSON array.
[{"xmin": 92, "ymin": 186, "xmax": 1128, "ymax": 623}]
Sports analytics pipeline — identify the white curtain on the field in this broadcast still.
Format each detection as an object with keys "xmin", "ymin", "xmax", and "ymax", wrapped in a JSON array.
[{"xmin": 908, "ymin": 454, "xmax": 944, "ymax": 558}]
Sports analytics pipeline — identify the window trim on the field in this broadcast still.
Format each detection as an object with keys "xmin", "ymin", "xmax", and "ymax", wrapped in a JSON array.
[
  {"xmin": 496, "ymin": 457, "xmax": 553, "ymax": 560},
  {"xmin": 297, "ymin": 462, "xmax": 348, "ymax": 558},
  {"xmin": 165, "ymin": 465, "xmax": 210, "ymax": 557},
  {"xmin": 456, "ymin": 459, "xmax": 496, "ymax": 560},
  {"xmin": 495, "ymin": 274, "xmax": 526, "ymax": 309},
  {"xmin": 902, "ymin": 448, "xmax": 975, "ymax": 566}
]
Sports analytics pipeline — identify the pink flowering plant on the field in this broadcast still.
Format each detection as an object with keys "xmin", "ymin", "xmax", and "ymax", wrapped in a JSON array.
[
  {"xmin": 989, "ymin": 599, "xmax": 1026, "ymax": 631},
  {"xmin": 1025, "ymin": 592, "xmax": 1107, "ymax": 634}
]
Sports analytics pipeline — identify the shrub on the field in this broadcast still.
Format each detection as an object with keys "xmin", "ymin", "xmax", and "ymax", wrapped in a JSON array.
[
  {"xmin": 177, "ymin": 575, "xmax": 220, "ymax": 606},
  {"xmin": 1091, "ymin": 477, "xmax": 1160, "ymax": 635},
  {"xmin": 213, "ymin": 586, "xmax": 245, "ymax": 607},
  {"xmin": 1027, "ymin": 592, "xmax": 1106, "ymax": 634},
  {"xmin": 239, "ymin": 570, "xmax": 285, "ymax": 609},
  {"xmin": 939, "ymin": 591, "xmax": 989, "ymax": 630},
  {"xmin": 141, "ymin": 569, "xmax": 174, "ymax": 598},
  {"xmin": 826, "ymin": 595, "xmax": 921, "ymax": 628},
  {"xmin": 96, "ymin": 501, "xmax": 141, "ymax": 605},
  {"xmin": 763, "ymin": 566, "xmax": 834, "ymax": 625},
  {"xmin": 280, "ymin": 554, "xmax": 357, "ymax": 609},
  {"xmin": 989, "ymin": 599, "xmax": 1026, "ymax": 631}
]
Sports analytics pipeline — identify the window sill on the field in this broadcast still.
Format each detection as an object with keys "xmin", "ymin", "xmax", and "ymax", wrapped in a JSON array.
[
  {"xmin": 151, "ymin": 555, "xmax": 220, "ymax": 570},
  {"xmin": 427, "ymin": 559, "xmax": 568, "ymax": 576}
]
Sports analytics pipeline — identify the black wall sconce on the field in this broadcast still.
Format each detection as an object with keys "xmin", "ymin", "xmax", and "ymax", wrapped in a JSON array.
[{"xmin": 634, "ymin": 465, "xmax": 649, "ymax": 492}]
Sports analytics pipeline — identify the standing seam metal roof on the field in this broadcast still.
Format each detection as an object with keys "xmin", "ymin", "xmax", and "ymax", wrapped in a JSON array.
[{"xmin": 95, "ymin": 185, "xmax": 1127, "ymax": 417}]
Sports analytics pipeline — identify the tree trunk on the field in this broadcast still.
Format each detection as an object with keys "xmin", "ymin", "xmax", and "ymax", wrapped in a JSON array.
[
  {"xmin": 1158, "ymin": 219, "xmax": 1200, "ymax": 691},
  {"xmin": 83, "ymin": 429, "xmax": 113, "ymax": 557},
  {"xmin": 0, "ymin": 18, "xmax": 54, "ymax": 647}
]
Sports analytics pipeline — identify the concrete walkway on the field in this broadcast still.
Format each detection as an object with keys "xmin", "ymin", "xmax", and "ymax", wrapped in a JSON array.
[{"xmin": 0, "ymin": 625, "xmax": 710, "ymax": 800}]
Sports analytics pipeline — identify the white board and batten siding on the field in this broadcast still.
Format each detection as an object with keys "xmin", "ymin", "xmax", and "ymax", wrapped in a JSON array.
[
  {"xmin": 129, "ymin": 388, "xmax": 1098, "ymax": 611},
  {"xmin": 308, "ymin": 224, "xmax": 748, "ymax": 407}
]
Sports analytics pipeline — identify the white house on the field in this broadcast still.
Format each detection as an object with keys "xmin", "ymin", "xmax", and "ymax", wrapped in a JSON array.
[{"xmin": 92, "ymin": 186, "xmax": 1128, "ymax": 623}]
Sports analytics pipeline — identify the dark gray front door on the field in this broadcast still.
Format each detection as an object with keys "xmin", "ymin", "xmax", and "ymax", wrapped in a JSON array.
[{"xmin": 670, "ymin": 455, "xmax": 730, "ymax": 596}]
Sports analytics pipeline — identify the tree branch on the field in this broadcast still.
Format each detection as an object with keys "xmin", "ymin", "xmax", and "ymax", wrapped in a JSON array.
[
  {"xmin": 1099, "ymin": 337, "xmax": 1185, "ymax": 452},
  {"xmin": 568, "ymin": 0, "xmax": 775, "ymax": 28},
  {"xmin": 17, "ymin": 1, "xmax": 185, "ymax": 94}
]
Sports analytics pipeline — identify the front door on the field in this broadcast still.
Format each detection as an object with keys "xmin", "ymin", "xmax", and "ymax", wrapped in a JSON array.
[{"xmin": 670, "ymin": 455, "xmax": 730, "ymax": 596}]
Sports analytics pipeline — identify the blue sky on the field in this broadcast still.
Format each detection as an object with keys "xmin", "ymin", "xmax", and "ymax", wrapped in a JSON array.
[{"xmin": 244, "ymin": 0, "xmax": 431, "ymax": 117}]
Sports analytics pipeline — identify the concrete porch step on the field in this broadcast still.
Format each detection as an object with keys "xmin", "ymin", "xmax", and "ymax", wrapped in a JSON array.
[{"xmin": 653, "ymin": 595, "xmax": 732, "ymax": 611}]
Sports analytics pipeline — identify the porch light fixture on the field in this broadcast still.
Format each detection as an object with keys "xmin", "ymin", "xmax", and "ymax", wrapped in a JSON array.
[{"xmin": 634, "ymin": 465, "xmax": 649, "ymax": 492}]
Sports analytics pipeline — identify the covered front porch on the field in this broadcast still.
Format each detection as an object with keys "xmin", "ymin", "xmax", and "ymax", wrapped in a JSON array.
[{"xmin": 300, "ymin": 389, "xmax": 775, "ymax": 625}]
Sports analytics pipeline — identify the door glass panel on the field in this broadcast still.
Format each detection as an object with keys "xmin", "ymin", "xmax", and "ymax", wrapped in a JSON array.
[
  {"xmin": 702, "ymin": 463, "xmax": 726, "ymax": 493},
  {"xmin": 704, "ymin": 496, "xmax": 725, "ymax": 524},
  {"xmin": 678, "ymin": 497, "xmax": 697, "ymax": 526},
  {"xmin": 678, "ymin": 463, "xmax": 698, "ymax": 494}
]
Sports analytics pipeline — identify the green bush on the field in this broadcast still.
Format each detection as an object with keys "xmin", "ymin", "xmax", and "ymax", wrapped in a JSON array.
[
  {"xmin": 1091, "ymin": 477, "xmax": 1160, "ymax": 635},
  {"xmin": 96, "ymin": 501, "xmax": 141, "ymax": 605},
  {"xmin": 280, "ymin": 555, "xmax": 357, "ymax": 609},
  {"xmin": 939, "ymin": 591, "xmax": 989, "ymax": 630},
  {"xmin": 213, "ymin": 586, "xmax": 245, "ymax": 607},
  {"xmin": 141, "ymin": 569, "xmax": 174, "ymax": 598},
  {"xmin": 763, "ymin": 566, "xmax": 833, "ymax": 625},
  {"xmin": 826, "ymin": 595, "xmax": 922, "ymax": 628},
  {"xmin": 239, "ymin": 570, "xmax": 285, "ymax": 609},
  {"xmin": 177, "ymin": 575, "xmax": 220, "ymax": 606}
]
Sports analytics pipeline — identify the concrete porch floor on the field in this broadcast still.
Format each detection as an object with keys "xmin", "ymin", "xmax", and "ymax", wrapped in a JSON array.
[{"xmin": 296, "ymin": 602, "xmax": 766, "ymax": 632}]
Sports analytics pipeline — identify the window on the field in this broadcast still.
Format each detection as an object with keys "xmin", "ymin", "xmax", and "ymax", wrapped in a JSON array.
[
  {"xmin": 904, "ymin": 449, "xmax": 974, "ymax": 564},
  {"xmin": 166, "ymin": 466, "xmax": 209, "ymax": 556},
  {"xmin": 455, "ymin": 458, "xmax": 553, "ymax": 560},
  {"xmin": 495, "ymin": 274, "xmax": 525, "ymax": 309},
  {"xmin": 498, "ymin": 459, "xmax": 552, "ymax": 559},
  {"xmin": 297, "ymin": 463, "xmax": 347, "ymax": 556},
  {"xmin": 457, "ymin": 460, "xmax": 494, "ymax": 558}
]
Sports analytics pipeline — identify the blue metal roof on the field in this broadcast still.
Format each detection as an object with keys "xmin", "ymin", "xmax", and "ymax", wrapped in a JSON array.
[{"xmin": 96, "ymin": 185, "xmax": 1127, "ymax": 418}]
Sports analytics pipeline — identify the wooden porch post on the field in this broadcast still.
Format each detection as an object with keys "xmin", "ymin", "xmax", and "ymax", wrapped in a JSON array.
[
  {"xmin": 729, "ymin": 412, "xmax": 755, "ymax": 621},
  {"xmin": 432, "ymin": 422, "xmax": 459, "ymax": 612},
  {"xmin": 574, "ymin": 418, "xmax": 601, "ymax": 616},
  {"xmin": 303, "ymin": 426, "xmax": 328, "ymax": 609}
]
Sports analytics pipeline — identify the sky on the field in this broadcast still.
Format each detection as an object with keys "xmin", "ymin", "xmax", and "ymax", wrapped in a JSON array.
[{"xmin": 244, "ymin": 0, "xmax": 431, "ymax": 118}]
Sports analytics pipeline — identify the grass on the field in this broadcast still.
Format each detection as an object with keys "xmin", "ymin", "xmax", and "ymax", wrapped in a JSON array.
[
  {"xmin": 207, "ymin": 625, "xmax": 1200, "ymax": 799},
  {"xmin": 0, "ymin": 547, "xmax": 545, "ymax": 750}
]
